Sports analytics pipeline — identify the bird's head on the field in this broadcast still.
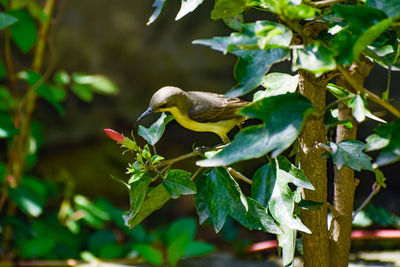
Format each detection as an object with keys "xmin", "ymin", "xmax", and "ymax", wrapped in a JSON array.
[{"xmin": 135, "ymin": 86, "xmax": 185, "ymax": 127}]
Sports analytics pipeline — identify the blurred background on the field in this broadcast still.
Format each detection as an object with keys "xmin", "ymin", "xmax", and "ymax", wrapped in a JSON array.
[{"xmin": 3, "ymin": 0, "xmax": 400, "ymax": 265}]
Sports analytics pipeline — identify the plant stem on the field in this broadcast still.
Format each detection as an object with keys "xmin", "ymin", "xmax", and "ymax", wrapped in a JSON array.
[
  {"xmin": 337, "ymin": 65, "xmax": 400, "ymax": 118},
  {"xmin": 306, "ymin": 0, "xmax": 346, "ymax": 7},
  {"xmin": 352, "ymin": 182, "xmax": 381, "ymax": 220},
  {"xmin": 225, "ymin": 167, "xmax": 252, "ymax": 184}
]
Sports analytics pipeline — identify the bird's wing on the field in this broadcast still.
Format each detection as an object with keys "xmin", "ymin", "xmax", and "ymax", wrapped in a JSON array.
[{"xmin": 188, "ymin": 95, "xmax": 248, "ymax": 123}]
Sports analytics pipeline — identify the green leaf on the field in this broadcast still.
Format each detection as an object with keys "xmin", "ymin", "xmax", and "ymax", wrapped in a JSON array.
[
  {"xmin": 167, "ymin": 232, "xmax": 190, "ymax": 267},
  {"xmin": 184, "ymin": 241, "xmax": 215, "ymax": 257},
  {"xmin": 176, "ymin": 0, "xmax": 204, "ymax": 20},
  {"xmin": 374, "ymin": 168, "xmax": 386, "ymax": 188},
  {"xmin": 348, "ymin": 95, "xmax": 385, "ymax": 123},
  {"xmin": 9, "ymin": 9, "xmax": 36, "ymax": 53},
  {"xmin": 125, "ymin": 173, "xmax": 152, "ymax": 225},
  {"xmin": 366, "ymin": 0, "xmax": 400, "ymax": 18},
  {"xmin": 226, "ymin": 48, "xmax": 290, "ymax": 97},
  {"xmin": 251, "ymin": 163, "xmax": 276, "ymax": 207},
  {"xmin": 197, "ymin": 93, "xmax": 312, "ymax": 167},
  {"xmin": 18, "ymin": 71, "xmax": 65, "ymax": 115},
  {"xmin": 194, "ymin": 168, "xmax": 248, "ymax": 232},
  {"xmin": 166, "ymin": 217, "xmax": 197, "ymax": 244},
  {"xmin": 71, "ymin": 83, "xmax": 93, "ymax": 102},
  {"xmin": 54, "ymin": 70, "xmax": 70, "ymax": 85},
  {"xmin": 327, "ymin": 83, "xmax": 351, "ymax": 100},
  {"xmin": 72, "ymin": 73, "xmax": 118, "ymax": 95},
  {"xmin": 162, "ymin": 169, "xmax": 196, "ymax": 199},
  {"xmin": 258, "ymin": 72, "xmax": 298, "ymax": 99},
  {"xmin": 375, "ymin": 119, "xmax": 400, "ymax": 166},
  {"xmin": 353, "ymin": 17, "xmax": 393, "ymax": 60},
  {"xmin": 99, "ymin": 243, "xmax": 125, "ymax": 259},
  {"xmin": 292, "ymin": 43, "xmax": 336, "ymax": 77},
  {"xmin": 125, "ymin": 183, "xmax": 170, "ymax": 228},
  {"xmin": 134, "ymin": 243, "xmax": 163, "ymax": 266},
  {"xmin": 147, "ymin": 0, "xmax": 167, "ymax": 25},
  {"xmin": 19, "ymin": 235, "xmax": 56, "ymax": 258},
  {"xmin": 223, "ymin": 14, "xmax": 244, "ymax": 31},
  {"xmin": 327, "ymin": 140, "xmax": 373, "ymax": 171},
  {"xmin": 277, "ymin": 226, "xmax": 296, "ymax": 266},
  {"xmin": 0, "ymin": 112, "xmax": 18, "ymax": 138},
  {"xmin": 366, "ymin": 133, "xmax": 389, "ymax": 151},
  {"xmin": 138, "ymin": 112, "xmax": 174, "ymax": 145},
  {"xmin": 88, "ymin": 230, "xmax": 116, "ymax": 255},
  {"xmin": 0, "ymin": 12, "xmax": 18, "ymax": 30},
  {"xmin": 9, "ymin": 177, "xmax": 47, "ymax": 217},
  {"xmin": 365, "ymin": 205, "xmax": 400, "ymax": 227},
  {"xmin": 193, "ymin": 20, "xmax": 293, "ymax": 55},
  {"xmin": 268, "ymin": 156, "xmax": 313, "ymax": 233},
  {"xmin": 211, "ymin": 0, "xmax": 247, "ymax": 20},
  {"xmin": 298, "ymin": 200, "xmax": 324, "ymax": 210}
]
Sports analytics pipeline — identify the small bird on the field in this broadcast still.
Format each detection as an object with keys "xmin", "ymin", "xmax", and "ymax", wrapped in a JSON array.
[{"xmin": 136, "ymin": 86, "xmax": 249, "ymax": 143}]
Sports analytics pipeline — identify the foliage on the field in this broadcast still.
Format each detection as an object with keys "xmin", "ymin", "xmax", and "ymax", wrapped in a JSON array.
[{"xmin": 122, "ymin": 0, "xmax": 400, "ymax": 265}]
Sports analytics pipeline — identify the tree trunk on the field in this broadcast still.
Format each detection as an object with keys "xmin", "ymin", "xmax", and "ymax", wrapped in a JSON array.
[
  {"xmin": 329, "ymin": 57, "xmax": 374, "ymax": 267},
  {"xmin": 298, "ymin": 70, "xmax": 330, "ymax": 267}
]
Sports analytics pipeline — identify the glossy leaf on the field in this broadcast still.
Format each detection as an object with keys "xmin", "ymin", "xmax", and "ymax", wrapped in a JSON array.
[
  {"xmin": 364, "ymin": 32, "xmax": 400, "ymax": 71},
  {"xmin": 211, "ymin": 0, "xmax": 247, "ymax": 20},
  {"xmin": 348, "ymin": 95, "xmax": 385, "ymax": 123},
  {"xmin": 0, "ymin": 12, "xmax": 18, "ymax": 30},
  {"xmin": 197, "ymin": 93, "xmax": 312, "ymax": 167},
  {"xmin": 226, "ymin": 48, "xmax": 290, "ymax": 97},
  {"xmin": 375, "ymin": 119, "xmax": 400, "ymax": 166},
  {"xmin": 268, "ymin": 156, "xmax": 313, "ymax": 234},
  {"xmin": 9, "ymin": 9, "xmax": 36, "ymax": 52},
  {"xmin": 251, "ymin": 163, "xmax": 276, "ymax": 207},
  {"xmin": 223, "ymin": 14, "xmax": 244, "ymax": 31},
  {"xmin": 163, "ymin": 169, "xmax": 196, "ymax": 199},
  {"xmin": 366, "ymin": 133, "xmax": 389, "ymax": 151},
  {"xmin": 125, "ymin": 173, "xmax": 152, "ymax": 226},
  {"xmin": 353, "ymin": 17, "xmax": 392, "ymax": 60},
  {"xmin": 176, "ymin": 0, "xmax": 204, "ymax": 21},
  {"xmin": 167, "ymin": 232, "xmax": 190, "ymax": 267},
  {"xmin": 9, "ymin": 177, "xmax": 47, "ymax": 217},
  {"xmin": 134, "ymin": 243, "xmax": 163, "ymax": 266},
  {"xmin": 277, "ymin": 226, "xmax": 296, "ymax": 266},
  {"xmin": 292, "ymin": 43, "xmax": 336, "ymax": 77},
  {"xmin": 147, "ymin": 0, "xmax": 167, "ymax": 25},
  {"xmin": 126, "ymin": 183, "xmax": 170, "ymax": 228},
  {"xmin": 327, "ymin": 140, "xmax": 373, "ymax": 171},
  {"xmin": 72, "ymin": 73, "xmax": 118, "ymax": 95},
  {"xmin": 257, "ymin": 72, "xmax": 298, "ymax": 99},
  {"xmin": 138, "ymin": 112, "xmax": 174, "ymax": 145},
  {"xmin": 366, "ymin": 0, "xmax": 400, "ymax": 18}
]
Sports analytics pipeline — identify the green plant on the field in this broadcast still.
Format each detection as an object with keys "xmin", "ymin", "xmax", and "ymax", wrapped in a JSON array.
[{"xmin": 107, "ymin": 0, "xmax": 400, "ymax": 266}]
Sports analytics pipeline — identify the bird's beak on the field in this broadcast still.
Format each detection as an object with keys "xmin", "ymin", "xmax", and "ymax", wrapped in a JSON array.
[{"xmin": 135, "ymin": 107, "xmax": 154, "ymax": 128}]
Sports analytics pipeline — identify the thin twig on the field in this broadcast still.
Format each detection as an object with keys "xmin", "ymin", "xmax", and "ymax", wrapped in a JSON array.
[
  {"xmin": 327, "ymin": 202, "xmax": 339, "ymax": 236},
  {"xmin": 318, "ymin": 95, "xmax": 354, "ymax": 116},
  {"xmin": 317, "ymin": 143, "xmax": 332, "ymax": 153},
  {"xmin": 352, "ymin": 182, "xmax": 381, "ymax": 220},
  {"xmin": 190, "ymin": 167, "xmax": 205, "ymax": 181},
  {"xmin": 226, "ymin": 167, "xmax": 252, "ymax": 184},
  {"xmin": 337, "ymin": 65, "xmax": 400, "ymax": 118}
]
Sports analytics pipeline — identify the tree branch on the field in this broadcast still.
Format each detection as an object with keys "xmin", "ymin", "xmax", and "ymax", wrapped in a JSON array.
[{"xmin": 352, "ymin": 182, "xmax": 381, "ymax": 220}]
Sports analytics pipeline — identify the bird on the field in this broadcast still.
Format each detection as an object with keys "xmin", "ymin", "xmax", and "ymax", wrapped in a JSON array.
[{"xmin": 136, "ymin": 86, "xmax": 249, "ymax": 143}]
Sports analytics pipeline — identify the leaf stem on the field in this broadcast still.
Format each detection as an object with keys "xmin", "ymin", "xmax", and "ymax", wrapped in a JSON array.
[
  {"xmin": 306, "ymin": 0, "xmax": 346, "ymax": 8},
  {"xmin": 225, "ymin": 167, "xmax": 252, "ymax": 184},
  {"xmin": 318, "ymin": 95, "xmax": 354, "ymax": 116}
]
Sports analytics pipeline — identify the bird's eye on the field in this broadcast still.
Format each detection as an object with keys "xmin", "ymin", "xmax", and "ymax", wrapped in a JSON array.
[{"xmin": 159, "ymin": 104, "xmax": 167, "ymax": 109}]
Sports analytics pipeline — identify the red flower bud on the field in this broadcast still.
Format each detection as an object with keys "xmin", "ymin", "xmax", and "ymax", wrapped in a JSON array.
[{"xmin": 104, "ymin": 128, "xmax": 124, "ymax": 143}]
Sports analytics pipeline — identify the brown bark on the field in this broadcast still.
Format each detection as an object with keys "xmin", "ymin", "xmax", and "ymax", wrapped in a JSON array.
[
  {"xmin": 329, "ymin": 58, "xmax": 374, "ymax": 267},
  {"xmin": 298, "ymin": 70, "xmax": 330, "ymax": 267}
]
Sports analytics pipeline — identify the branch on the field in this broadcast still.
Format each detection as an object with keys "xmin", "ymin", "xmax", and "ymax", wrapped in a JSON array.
[
  {"xmin": 352, "ymin": 182, "xmax": 381, "ymax": 220},
  {"xmin": 337, "ymin": 65, "xmax": 400, "ymax": 118}
]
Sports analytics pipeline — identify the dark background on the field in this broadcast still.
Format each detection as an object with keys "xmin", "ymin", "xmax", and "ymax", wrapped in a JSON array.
[{"xmin": 32, "ymin": 0, "xmax": 400, "ymax": 235}]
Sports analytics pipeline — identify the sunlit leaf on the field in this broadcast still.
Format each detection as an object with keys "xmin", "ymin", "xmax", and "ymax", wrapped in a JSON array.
[
  {"xmin": 0, "ymin": 12, "xmax": 18, "ymax": 30},
  {"xmin": 72, "ymin": 73, "xmax": 118, "ymax": 95},
  {"xmin": 9, "ymin": 9, "xmax": 36, "ymax": 53},
  {"xmin": 176, "ymin": 0, "xmax": 204, "ymax": 21},
  {"xmin": 197, "ymin": 93, "xmax": 312, "ymax": 167},
  {"xmin": 162, "ymin": 169, "xmax": 196, "ymax": 199},
  {"xmin": 256, "ymin": 72, "xmax": 298, "ymax": 99},
  {"xmin": 147, "ymin": 0, "xmax": 167, "ymax": 25},
  {"xmin": 327, "ymin": 140, "xmax": 373, "ymax": 171},
  {"xmin": 375, "ymin": 119, "xmax": 400, "ymax": 166},
  {"xmin": 292, "ymin": 43, "xmax": 336, "ymax": 77},
  {"xmin": 277, "ymin": 226, "xmax": 296, "ymax": 266},
  {"xmin": 211, "ymin": 0, "xmax": 247, "ymax": 20},
  {"xmin": 138, "ymin": 112, "xmax": 174, "ymax": 145},
  {"xmin": 226, "ymin": 48, "xmax": 290, "ymax": 97}
]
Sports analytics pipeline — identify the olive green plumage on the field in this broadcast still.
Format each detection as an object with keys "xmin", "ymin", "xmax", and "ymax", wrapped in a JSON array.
[{"xmin": 136, "ymin": 86, "xmax": 248, "ymax": 143}]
